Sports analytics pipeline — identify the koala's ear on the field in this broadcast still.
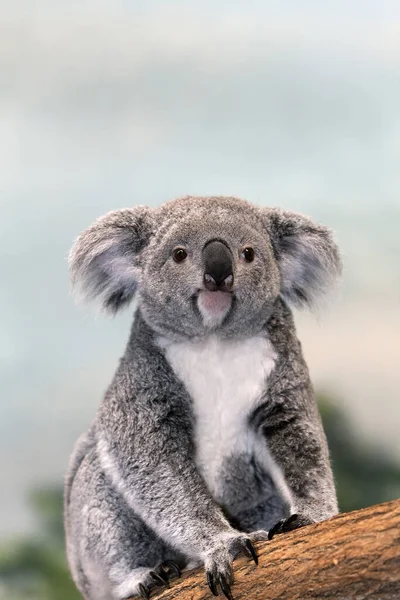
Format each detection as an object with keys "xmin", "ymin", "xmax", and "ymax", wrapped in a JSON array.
[
  {"xmin": 69, "ymin": 206, "xmax": 154, "ymax": 314},
  {"xmin": 265, "ymin": 208, "xmax": 342, "ymax": 309}
]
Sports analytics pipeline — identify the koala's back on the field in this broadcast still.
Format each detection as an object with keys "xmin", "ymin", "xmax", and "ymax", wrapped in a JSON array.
[
  {"xmin": 64, "ymin": 417, "xmax": 181, "ymax": 600},
  {"xmin": 64, "ymin": 424, "xmax": 96, "ymax": 512}
]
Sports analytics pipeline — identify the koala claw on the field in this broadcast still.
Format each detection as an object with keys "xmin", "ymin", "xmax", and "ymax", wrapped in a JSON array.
[
  {"xmin": 162, "ymin": 560, "xmax": 181, "ymax": 578},
  {"xmin": 148, "ymin": 559, "xmax": 182, "ymax": 590},
  {"xmin": 219, "ymin": 573, "xmax": 234, "ymax": 600},
  {"xmin": 206, "ymin": 571, "xmax": 233, "ymax": 599},
  {"xmin": 125, "ymin": 561, "xmax": 181, "ymax": 599},
  {"xmin": 268, "ymin": 513, "xmax": 313, "ymax": 540},
  {"xmin": 206, "ymin": 570, "xmax": 219, "ymax": 596},
  {"xmin": 149, "ymin": 569, "xmax": 170, "ymax": 588},
  {"xmin": 204, "ymin": 534, "xmax": 259, "ymax": 599},
  {"xmin": 268, "ymin": 518, "xmax": 286, "ymax": 540},
  {"xmin": 243, "ymin": 538, "xmax": 258, "ymax": 565},
  {"xmin": 138, "ymin": 583, "xmax": 150, "ymax": 599}
]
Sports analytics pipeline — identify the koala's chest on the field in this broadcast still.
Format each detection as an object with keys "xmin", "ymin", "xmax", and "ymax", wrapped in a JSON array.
[{"xmin": 161, "ymin": 335, "xmax": 277, "ymax": 489}]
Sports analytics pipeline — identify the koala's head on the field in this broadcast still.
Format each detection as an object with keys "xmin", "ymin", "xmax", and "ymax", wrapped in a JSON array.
[{"xmin": 70, "ymin": 196, "xmax": 341, "ymax": 339}]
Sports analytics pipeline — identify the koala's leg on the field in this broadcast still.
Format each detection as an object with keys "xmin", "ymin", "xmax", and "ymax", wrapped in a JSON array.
[
  {"xmin": 255, "ymin": 381, "xmax": 338, "ymax": 540},
  {"xmin": 66, "ymin": 446, "xmax": 184, "ymax": 600}
]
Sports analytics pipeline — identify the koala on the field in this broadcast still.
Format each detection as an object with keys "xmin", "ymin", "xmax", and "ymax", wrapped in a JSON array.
[{"xmin": 64, "ymin": 196, "xmax": 341, "ymax": 600}]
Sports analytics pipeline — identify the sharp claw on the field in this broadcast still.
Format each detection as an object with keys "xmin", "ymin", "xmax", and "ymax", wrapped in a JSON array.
[
  {"xmin": 207, "ymin": 571, "xmax": 219, "ymax": 596},
  {"xmin": 219, "ymin": 574, "xmax": 233, "ymax": 600},
  {"xmin": 138, "ymin": 583, "xmax": 150, "ymax": 599},
  {"xmin": 282, "ymin": 513, "xmax": 298, "ymax": 531},
  {"xmin": 150, "ymin": 570, "xmax": 170, "ymax": 588},
  {"xmin": 162, "ymin": 560, "xmax": 181, "ymax": 578},
  {"xmin": 268, "ymin": 519, "xmax": 285, "ymax": 540},
  {"xmin": 243, "ymin": 539, "xmax": 258, "ymax": 566}
]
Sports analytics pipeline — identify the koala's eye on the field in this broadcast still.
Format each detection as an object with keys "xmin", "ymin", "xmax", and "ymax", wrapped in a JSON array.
[
  {"xmin": 172, "ymin": 247, "xmax": 188, "ymax": 263},
  {"xmin": 241, "ymin": 247, "xmax": 255, "ymax": 262}
]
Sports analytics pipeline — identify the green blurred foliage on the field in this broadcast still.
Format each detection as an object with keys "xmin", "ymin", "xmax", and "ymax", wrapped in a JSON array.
[
  {"xmin": 318, "ymin": 393, "xmax": 400, "ymax": 513},
  {"xmin": 0, "ymin": 393, "xmax": 399, "ymax": 599},
  {"xmin": 0, "ymin": 488, "xmax": 81, "ymax": 600}
]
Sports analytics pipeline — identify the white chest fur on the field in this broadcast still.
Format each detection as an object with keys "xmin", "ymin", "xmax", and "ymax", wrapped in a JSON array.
[{"xmin": 159, "ymin": 335, "xmax": 277, "ymax": 497}]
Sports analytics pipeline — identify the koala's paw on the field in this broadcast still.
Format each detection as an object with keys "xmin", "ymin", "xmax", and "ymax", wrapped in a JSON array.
[
  {"xmin": 120, "ymin": 561, "xmax": 181, "ymax": 599},
  {"xmin": 267, "ymin": 513, "xmax": 314, "ymax": 540},
  {"xmin": 204, "ymin": 532, "xmax": 261, "ymax": 599}
]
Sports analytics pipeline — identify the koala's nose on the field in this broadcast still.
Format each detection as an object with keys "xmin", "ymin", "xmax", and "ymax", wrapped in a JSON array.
[{"xmin": 202, "ymin": 240, "xmax": 234, "ymax": 292}]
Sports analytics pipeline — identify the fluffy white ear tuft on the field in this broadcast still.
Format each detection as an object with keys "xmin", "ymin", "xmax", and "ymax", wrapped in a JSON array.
[
  {"xmin": 69, "ymin": 206, "xmax": 153, "ymax": 313},
  {"xmin": 265, "ymin": 208, "xmax": 342, "ymax": 309}
]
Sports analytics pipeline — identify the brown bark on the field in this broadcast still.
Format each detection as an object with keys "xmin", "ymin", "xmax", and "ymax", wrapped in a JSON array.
[{"xmin": 151, "ymin": 499, "xmax": 400, "ymax": 600}]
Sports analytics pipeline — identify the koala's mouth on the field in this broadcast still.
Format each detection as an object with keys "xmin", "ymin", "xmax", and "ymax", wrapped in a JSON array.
[{"xmin": 196, "ymin": 290, "xmax": 234, "ymax": 328}]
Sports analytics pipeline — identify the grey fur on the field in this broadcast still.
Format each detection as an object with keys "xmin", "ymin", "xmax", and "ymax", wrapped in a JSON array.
[
  {"xmin": 69, "ymin": 206, "xmax": 153, "ymax": 313},
  {"xmin": 65, "ymin": 196, "xmax": 341, "ymax": 599},
  {"xmin": 265, "ymin": 207, "xmax": 342, "ymax": 308}
]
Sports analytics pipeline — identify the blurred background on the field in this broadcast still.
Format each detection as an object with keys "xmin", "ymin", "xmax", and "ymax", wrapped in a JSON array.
[{"xmin": 1, "ymin": 1, "xmax": 399, "ymax": 598}]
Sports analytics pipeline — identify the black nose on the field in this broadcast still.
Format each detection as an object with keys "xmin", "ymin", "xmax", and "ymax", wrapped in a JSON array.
[{"xmin": 202, "ymin": 240, "xmax": 234, "ymax": 292}]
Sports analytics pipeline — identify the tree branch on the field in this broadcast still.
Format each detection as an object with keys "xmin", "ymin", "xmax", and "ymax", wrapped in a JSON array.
[{"xmin": 152, "ymin": 499, "xmax": 400, "ymax": 600}]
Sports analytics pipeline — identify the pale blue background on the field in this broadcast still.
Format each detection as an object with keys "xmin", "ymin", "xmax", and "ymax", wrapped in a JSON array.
[{"xmin": 1, "ymin": 0, "xmax": 399, "ymax": 536}]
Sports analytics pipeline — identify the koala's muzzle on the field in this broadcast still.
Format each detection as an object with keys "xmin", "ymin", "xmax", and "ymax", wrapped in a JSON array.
[{"xmin": 202, "ymin": 240, "xmax": 234, "ymax": 292}]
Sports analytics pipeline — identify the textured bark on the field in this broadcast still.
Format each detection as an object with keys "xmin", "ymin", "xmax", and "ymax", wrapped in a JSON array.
[{"xmin": 150, "ymin": 499, "xmax": 400, "ymax": 600}]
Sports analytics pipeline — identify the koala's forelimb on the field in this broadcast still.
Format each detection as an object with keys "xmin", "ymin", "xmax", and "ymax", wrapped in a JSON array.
[{"xmin": 97, "ymin": 317, "xmax": 253, "ymax": 562}]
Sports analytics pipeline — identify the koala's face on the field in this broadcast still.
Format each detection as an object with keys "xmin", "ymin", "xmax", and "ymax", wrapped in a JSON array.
[
  {"xmin": 139, "ymin": 200, "xmax": 281, "ymax": 338},
  {"xmin": 70, "ymin": 196, "xmax": 341, "ymax": 339}
]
